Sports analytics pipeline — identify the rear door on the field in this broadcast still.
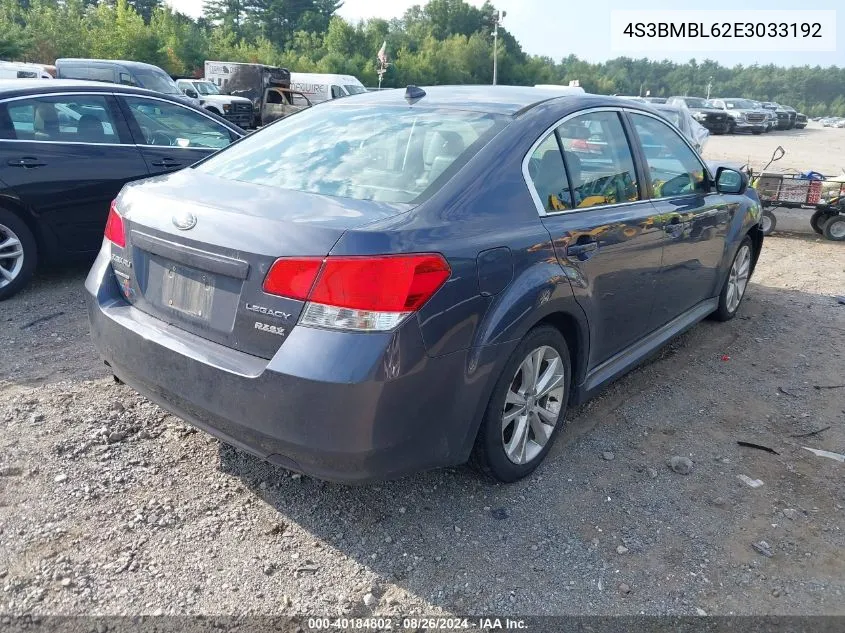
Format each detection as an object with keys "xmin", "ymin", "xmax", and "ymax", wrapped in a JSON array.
[
  {"xmin": 0, "ymin": 92, "xmax": 147, "ymax": 256},
  {"xmin": 626, "ymin": 110, "xmax": 732, "ymax": 324},
  {"xmin": 528, "ymin": 108, "xmax": 666, "ymax": 368},
  {"xmin": 117, "ymin": 95, "xmax": 237, "ymax": 176}
]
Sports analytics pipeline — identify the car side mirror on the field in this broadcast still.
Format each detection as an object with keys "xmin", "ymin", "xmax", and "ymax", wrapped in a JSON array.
[
  {"xmin": 715, "ymin": 167, "xmax": 746, "ymax": 195},
  {"xmin": 185, "ymin": 88, "xmax": 199, "ymax": 99}
]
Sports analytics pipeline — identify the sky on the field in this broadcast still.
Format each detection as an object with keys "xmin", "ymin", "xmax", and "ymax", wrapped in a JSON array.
[{"xmin": 166, "ymin": 0, "xmax": 844, "ymax": 67}]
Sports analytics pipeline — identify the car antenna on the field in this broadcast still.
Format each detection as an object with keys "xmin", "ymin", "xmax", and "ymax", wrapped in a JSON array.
[{"xmin": 405, "ymin": 85, "xmax": 426, "ymax": 104}]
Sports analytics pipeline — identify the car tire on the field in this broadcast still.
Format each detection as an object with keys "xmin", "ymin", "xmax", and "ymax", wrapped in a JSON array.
[
  {"xmin": 470, "ymin": 325, "xmax": 571, "ymax": 483},
  {"xmin": 810, "ymin": 210, "xmax": 831, "ymax": 235},
  {"xmin": 761, "ymin": 209, "xmax": 777, "ymax": 236},
  {"xmin": 0, "ymin": 208, "xmax": 37, "ymax": 301},
  {"xmin": 712, "ymin": 236, "xmax": 753, "ymax": 322},
  {"xmin": 752, "ymin": 129, "xmax": 762, "ymax": 135},
  {"xmin": 728, "ymin": 121, "xmax": 737, "ymax": 134},
  {"xmin": 822, "ymin": 214, "xmax": 845, "ymax": 241}
]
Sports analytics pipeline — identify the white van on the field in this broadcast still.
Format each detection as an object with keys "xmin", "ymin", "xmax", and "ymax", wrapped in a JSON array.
[
  {"xmin": 289, "ymin": 73, "xmax": 366, "ymax": 104},
  {"xmin": 0, "ymin": 61, "xmax": 53, "ymax": 79}
]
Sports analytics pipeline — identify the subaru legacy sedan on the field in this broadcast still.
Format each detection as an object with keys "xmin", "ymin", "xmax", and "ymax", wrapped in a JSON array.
[{"xmin": 86, "ymin": 86, "xmax": 763, "ymax": 483}]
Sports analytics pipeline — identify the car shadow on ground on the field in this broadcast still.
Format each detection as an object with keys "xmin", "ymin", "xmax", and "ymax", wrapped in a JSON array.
[{"xmin": 214, "ymin": 281, "xmax": 845, "ymax": 615}]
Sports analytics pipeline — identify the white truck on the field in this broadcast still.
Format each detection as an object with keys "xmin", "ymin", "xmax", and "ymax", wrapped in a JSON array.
[
  {"xmin": 288, "ymin": 72, "xmax": 367, "ymax": 104},
  {"xmin": 175, "ymin": 78, "xmax": 254, "ymax": 129},
  {"xmin": 203, "ymin": 61, "xmax": 314, "ymax": 127}
]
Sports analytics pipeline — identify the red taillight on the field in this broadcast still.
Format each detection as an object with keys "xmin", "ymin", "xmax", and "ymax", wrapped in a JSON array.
[
  {"xmin": 263, "ymin": 254, "xmax": 450, "ymax": 312},
  {"xmin": 104, "ymin": 201, "xmax": 126, "ymax": 248},
  {"xmin": 262, "ymin": 257, "xmax": 322, "ymax": 300}
]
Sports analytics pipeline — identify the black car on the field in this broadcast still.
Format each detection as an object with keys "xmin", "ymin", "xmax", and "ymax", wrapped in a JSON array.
[
  {"xmin": 666, "ymin": 96, "xmax": 730, "ymax": 134},
  {"xmin": 0, "ymin": 79, "xmax": 244, "ymax": 299},
  {"xmin": 761, "ymin": 102, "xmax": 791, "ymax": 130},
  {"xmin": 795, "ymin": 112, "xmax": 808, "ymax": 129}
]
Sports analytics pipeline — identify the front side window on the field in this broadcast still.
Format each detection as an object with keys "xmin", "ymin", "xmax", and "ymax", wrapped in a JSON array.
[
  {"xmin": 557, "ymin": 111, "xmax": 640, "ymax": 209},
  {"xmin": 194, "ymin": 81, "xmax": 220, "ymax": 96},
  {"xmin": 630, "ymin": 113, "xmax": 708, "ymax": 199},
  {"xmin": 0, "ymin": 94, "xmax": 121, "ymax": 143},
  {"xmin": 330, "ymin": 85, "xmax": 344, "ymax": 99},
  {"xmin": 124, "ymin": 97, "xmax": 233, "ymax": 149},
  {"xmin": 527, "ymin": 134, "xmax": 571, "ymax": 211},
  {"xmin": 344, "ymin": 85, "xmax": 366, "ymax": 95},
  {"xmin": 196, "ymin": 105, "xmax": 507, "ymax": 204},
  {"xmin": 119, "ymin": 72, "xmax": 136, "ymax": 86}
]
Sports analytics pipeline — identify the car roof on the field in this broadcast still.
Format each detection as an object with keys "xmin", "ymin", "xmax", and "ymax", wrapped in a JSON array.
[
  {"xmin": 56, "ymin": 58, "xmax": 165, "ymax": 72},
  {"xmin": 0, "ymin": 78, "xmax": 175, "ymax": 98},
  {"xmin": 321, "ymin": 85, "xmax": 657, "ymax": 117}
]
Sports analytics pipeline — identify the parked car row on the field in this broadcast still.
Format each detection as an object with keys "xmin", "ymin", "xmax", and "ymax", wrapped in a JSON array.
[
  {"xmin": 820, "ymin": 117, "xmax": 845, "ymax": 128},
  {"xmin": 2, "ymin": 58, "xmax": 367, "ymax": 130},
  {"xmin": 626, "ymin": 94, "xmax": 808, "ymax": 135}
]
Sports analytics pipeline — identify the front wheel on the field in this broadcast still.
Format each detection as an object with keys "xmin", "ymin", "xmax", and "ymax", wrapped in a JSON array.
[
  {"xmin": 823, "ymin": 214, "xmax": 845, "ymax": 241},
  {"xmin": 470, "ymin": 326, "xmax": 570, "ymax": 482},
  {"xmin": 761, "ymin": 209, "xmax": 777, "ymax": 236},
  {"xmin": 712, "ymin": 237, "xmax": 753, "ymax": 322}
]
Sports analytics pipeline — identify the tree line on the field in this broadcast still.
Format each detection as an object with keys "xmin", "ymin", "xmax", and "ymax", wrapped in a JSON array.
[{"xmin": 2, "ymin": 0, "xmax": 844, "ymax": 116}]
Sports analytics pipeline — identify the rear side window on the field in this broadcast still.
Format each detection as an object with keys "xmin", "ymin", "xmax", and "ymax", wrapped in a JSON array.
[
  {"xmin": 0, "ymin": 95, "xmax": 121, "ymax": 143},
  {"xmin": 196, "ymin": 106, "xmax": 507, "ymax": 204},
  {"xmin": 556, "ymin": 111, "xmax": 640, "ymax": 208},
  {"xmin": 527, "ymin": 134, "xmax": 572, "ymax": 211},
  {"xmin": 89, "ymin": 67, "xmax": 115, "ymax": 82},
  {"xmin": 330, "ymin": 85, "xmax": 344, "ymax": 99}
]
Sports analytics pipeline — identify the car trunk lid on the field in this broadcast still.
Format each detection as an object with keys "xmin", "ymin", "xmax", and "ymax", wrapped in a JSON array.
[{"xmin": 112, "ymin": 170, "xmax": 409, "ymax": 359}]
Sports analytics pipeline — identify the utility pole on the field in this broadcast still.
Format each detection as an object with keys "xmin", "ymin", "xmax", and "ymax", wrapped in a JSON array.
[{"xmin": 493, "ymin": 10, "xmax": 506, "ymax": 85}]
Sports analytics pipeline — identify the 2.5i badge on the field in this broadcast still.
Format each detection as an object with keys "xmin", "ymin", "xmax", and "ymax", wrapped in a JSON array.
[{"xmin": 254, "ymin": 322, "xmax": 285, "ymax": 337}]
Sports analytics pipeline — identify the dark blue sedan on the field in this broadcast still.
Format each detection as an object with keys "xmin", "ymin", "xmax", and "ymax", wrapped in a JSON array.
[{"xmin": 86, "ymin": 86, "xmax": 763, "ymax": 483}]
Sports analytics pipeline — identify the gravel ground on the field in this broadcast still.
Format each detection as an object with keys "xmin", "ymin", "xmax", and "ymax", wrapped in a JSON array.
[{"xmin": 1, "ymin": 134, "xmax": 845, "ymax": 618}]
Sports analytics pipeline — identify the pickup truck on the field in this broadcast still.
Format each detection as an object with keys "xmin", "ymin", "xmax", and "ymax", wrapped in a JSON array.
[{"xmin": 176, "ymin": 78, "xmax": 254, "ymax": 128}]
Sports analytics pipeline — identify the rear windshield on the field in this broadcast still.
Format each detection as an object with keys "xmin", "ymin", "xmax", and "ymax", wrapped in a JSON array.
[{"xmin": 196, "ymin": 105, "xmax": 507, "ymax": 203}]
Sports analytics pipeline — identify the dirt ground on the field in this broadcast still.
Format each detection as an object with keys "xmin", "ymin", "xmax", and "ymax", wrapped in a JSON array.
[{"xmin": 0, "ymin": 130, "xmax": 844, "ymax": 619}]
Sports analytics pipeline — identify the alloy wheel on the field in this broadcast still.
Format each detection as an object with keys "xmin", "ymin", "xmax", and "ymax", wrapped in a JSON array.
[
  {"xmin": 725, "ymin": 244, "xmax": 751, "ymax": 314},
  {"xmin": 501, "ymin": 345, "xmax": 565, "ymax": 465},
  {"xmin": 0, "ymin": 223, "xmax": 24, "ymax": 290}
]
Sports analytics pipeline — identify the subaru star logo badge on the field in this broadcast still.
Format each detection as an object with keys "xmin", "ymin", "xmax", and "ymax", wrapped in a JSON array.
[{"xmin": 172, "ymin": 211, "xmax": 197, "ymax": 230}]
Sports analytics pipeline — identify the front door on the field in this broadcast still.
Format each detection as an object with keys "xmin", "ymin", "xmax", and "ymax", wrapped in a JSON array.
[
  {"xmin": 0, "ymin": 92, "xmax": 147, "ymax": 255},
  {"xmin": 118, "ymin": 95, "xmax": 236, "ymax": 176},
  {"xmin": 626, "ymin": 111, "xmax": 733, "ymax": 325},
  {"xmin": 528, "ymin": 109, "xmax": 666, "ymax": 368}
]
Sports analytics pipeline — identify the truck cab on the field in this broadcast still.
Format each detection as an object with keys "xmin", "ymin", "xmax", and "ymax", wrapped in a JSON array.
[{"xmin": 176, "ymin": 78, "xmax": 253, "ymax": 128}]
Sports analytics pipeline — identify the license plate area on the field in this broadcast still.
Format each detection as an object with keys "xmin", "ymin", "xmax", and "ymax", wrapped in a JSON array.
[{"xmin": 160, "ymin": 262, "xmax": 215, "ymax": 320}]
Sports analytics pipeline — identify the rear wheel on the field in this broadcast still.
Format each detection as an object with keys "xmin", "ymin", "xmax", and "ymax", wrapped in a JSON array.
[
  {"xmin": 810, "ymin": 210, "xmax": 831, "ymax": 235},
  {"xmin": 761, "ymin": 210, "xmax": 777, "ymax": 236},
  {"xmin": 470, "ymin": 326, "xmax": 570, "ymax": 482},
  {"xmin": 823, "ymin": 214, "xmax": 845, "ymax": 241},
  {"xmin": 712, "ymin": 237, "xmax": 753, "ymax": 322},
  {"xmin": 0, "ymin": 209, "xmax": 37, "ymax": 301}
]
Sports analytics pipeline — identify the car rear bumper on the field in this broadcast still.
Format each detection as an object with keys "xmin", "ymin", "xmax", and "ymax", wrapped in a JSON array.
[{"xmin": 85, "ymin": 250, "xmax": 496, "ymax": 483}]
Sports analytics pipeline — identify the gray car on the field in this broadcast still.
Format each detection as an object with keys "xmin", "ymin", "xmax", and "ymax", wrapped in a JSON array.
[
  {"xmin": 86, "ymin": 86, "xmax": 763, "ymax": 483},
  {"xmin": 708, "ymin": 98, "xmax": 769, "ymax": 134}
]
